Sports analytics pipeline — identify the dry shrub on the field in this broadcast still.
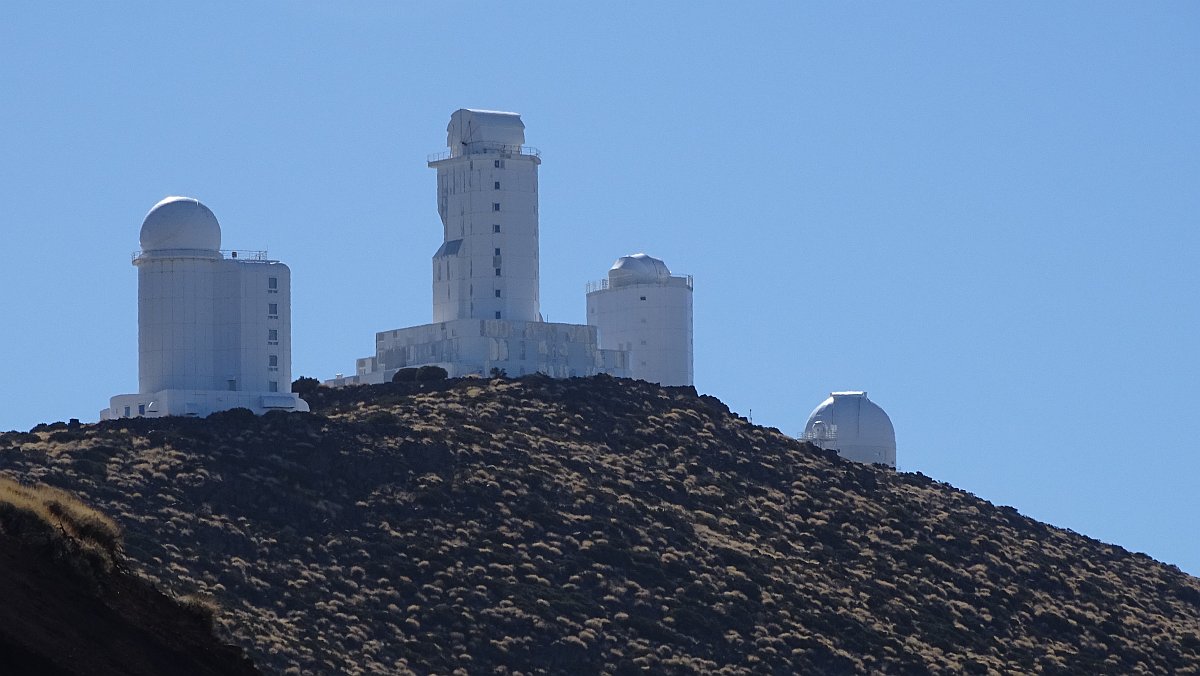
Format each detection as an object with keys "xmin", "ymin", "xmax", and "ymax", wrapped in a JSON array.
[{"xmin": 0, "ymin": 476, "xmax": 122, "ymax": 576}]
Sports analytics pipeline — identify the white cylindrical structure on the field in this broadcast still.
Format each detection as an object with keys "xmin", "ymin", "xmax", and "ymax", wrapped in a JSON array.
[
  {"xmin": 135, "ymin": 196, "xmax": 222, "ymax": 393},
  {"xmin": 803, "ymin": 391, "xmax": 896, "ymax": 467},
  {"xmin": 430, "ymin": 109, "xmax": 540, "ymax": 324},
  {"xmin": 586, "ymin": 253, "xmax": 693, "ymax": 386}
]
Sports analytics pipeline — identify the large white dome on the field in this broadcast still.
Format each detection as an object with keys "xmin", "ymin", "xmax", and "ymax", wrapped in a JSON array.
[
  {"xmin": 608, "ymin": 253, "xmax": 671, "ymax": 286},
  {"xmin": 803, "ymin": 391, "xmax": 896, "ymax": 467},
  {"xmin": 139, "ymin": 196, "xmax": 221, "ymax": 252}
]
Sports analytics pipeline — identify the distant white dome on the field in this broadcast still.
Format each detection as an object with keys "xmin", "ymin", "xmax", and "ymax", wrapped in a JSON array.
[
  {"xmin": 803, "ymin": 391, "xmax": 896, "ymax": 467},
  {"xmin": 608, "ymin": 253, "xmax": 671, "ymax": 286},
  {"xmin": 139, "ymin": 196, "xmax": 221, "ymax": 252}
]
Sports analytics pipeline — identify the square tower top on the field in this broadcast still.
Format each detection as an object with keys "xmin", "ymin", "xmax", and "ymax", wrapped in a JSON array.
[{"xmin": 447, "ymin": 109, "xmax": 525, "ymax": 156}]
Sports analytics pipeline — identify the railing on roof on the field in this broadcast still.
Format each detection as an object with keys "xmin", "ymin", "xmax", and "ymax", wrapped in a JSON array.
[
  {"xmin": 131, "ymin": 249, "xmax": 272, "ymax": 262},
  {"xmin": 427, "ymin": 142, "xmax": 541, "ymax": 164},
  {"xmin": 585, "ymin": 274, "xmax": 694, "ymax": 294}
]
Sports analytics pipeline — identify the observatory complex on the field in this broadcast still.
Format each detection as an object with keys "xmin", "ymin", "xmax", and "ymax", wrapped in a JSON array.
[
  {"xmin": 328, "ymin": 109, "xmax": 694, "ymax": 387},
  {"xmin": 101, "ymin": 197, "xmax": 309, "ymax": 420}
]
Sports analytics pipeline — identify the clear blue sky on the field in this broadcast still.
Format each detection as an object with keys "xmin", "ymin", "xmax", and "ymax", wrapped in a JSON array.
[{"xmin": 1, "ymin": 3, "xmax": 1197, "ymax": 575}]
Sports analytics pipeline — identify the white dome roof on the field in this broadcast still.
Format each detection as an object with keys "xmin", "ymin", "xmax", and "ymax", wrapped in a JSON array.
[
  {"xmin": 139, "ymin": 196, "xmax": 221, "ymax": 252},
  {"xmin": 608, "ymin": 253, "xmax": 671, "ymax": 286},
  {"xmin": 803, "ymin": 391, "xmax": 896, "ymax": 467}
]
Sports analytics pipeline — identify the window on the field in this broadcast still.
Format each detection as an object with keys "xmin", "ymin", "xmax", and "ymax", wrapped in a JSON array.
[
  {"xmin": 495, "ymin": 311, "xmax": 501, "ymax": 319},
  {"xmin": 268, "ymin": 277, "xmax": 278, "ymax": 290},
  {"xmin": 124, "ymin": 406, "xmax": 130, "ymax": 417},
  {"xmin": 137, "ymin": 404, "xmax": 145, "ymax": 415},
  {"xmin": 492, "ymin": 203, "xmax": 500, "ymax": 212},
  {"xmin": 268, "ymin": 329, "xmax": 278, "ymax": 342},
  {"xmin": 494, "ymin": 247, "xmax": 501, "ymax": 256},
  {"xmin": 269, "ymin": 381, "xmax": 279, "ymax": 393},
  {"xmin": 227, "ymin": 380, "xmax": 237, "ymax": 391},
  {"xmin": 494, "ymin": 181, "xmax": 501, "ymax": 190},
  {"xmin": 268, "ymin": 303, "xmax": 278, "ymax": 316},
  {"xmin": 269, "ymin": 355, "xmax": 278, "ymax": 367},
  {"xmin": 495, "ymin": 268, "xmax": 501, "ymax": 276},
  {"xmin": 493, "ymin": 224, "xmax": 501, "ymax": 233},
  {"xmin": 495, "ymin": 289, "xmax": 501, "ymax": 298},
  {"xmin": 640, "ymin": 296, "xmax": 646, "ymax": 301},
  {"xmin": 494, "ymin": 159, "xmax": 503, "ymax": 168}
]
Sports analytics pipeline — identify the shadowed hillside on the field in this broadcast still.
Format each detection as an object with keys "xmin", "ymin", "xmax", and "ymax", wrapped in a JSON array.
[
  {"xmin": 1, "ymin": 375, "xmax": 1198, "ymax": 674},
  {"xmin": 0, "ymin": 477, "xmax": 258, "ymax": 675}
]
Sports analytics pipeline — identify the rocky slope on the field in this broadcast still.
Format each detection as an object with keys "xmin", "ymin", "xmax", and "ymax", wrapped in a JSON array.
[
  {"xmin": 0, "ymin": 477, "xmax": 258, "ymax": 675},
  {"xmin": 1, "ymin": 375, "xmax": 1199, "ymax": 674}
]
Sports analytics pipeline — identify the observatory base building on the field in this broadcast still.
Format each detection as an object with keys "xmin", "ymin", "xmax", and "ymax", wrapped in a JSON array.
[
  {"xmin": 330, "ymin": 109, "xmax": 694, "ymax": 386},
  {"xmin": 102, "ymin": 197, "xmax": 309, "ymax": 420}
]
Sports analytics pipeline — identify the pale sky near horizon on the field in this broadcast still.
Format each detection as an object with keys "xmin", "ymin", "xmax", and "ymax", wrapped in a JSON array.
[{"xmin": 1, "ymin": 3, "xmax": 1197, "ymax": 575}]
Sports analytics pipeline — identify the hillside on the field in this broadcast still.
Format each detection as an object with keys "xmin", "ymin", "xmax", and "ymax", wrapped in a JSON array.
[
  {"xmin": 1, "ymin": 375, "xmax": 1199, "ymax": 674},
  {"xmin": 0, "ymin": 477, "xmax": 258, "ymax": 675}
]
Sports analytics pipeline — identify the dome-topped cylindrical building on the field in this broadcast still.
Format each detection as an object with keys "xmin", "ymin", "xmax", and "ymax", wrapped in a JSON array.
[
  {"xmin": 803, "ymin": 391, "xmax": 896, "ymax": 467},
  {"xmin": 136, "ymin": 196, "xmax": 222, "ymax": 393},
  {"xmin": 106, "ymin": 195, "xmax": 308, "ymax": 419},
  {"xmin": 586, "ymin": 253, "xmax": 693, "ymax": 386}
]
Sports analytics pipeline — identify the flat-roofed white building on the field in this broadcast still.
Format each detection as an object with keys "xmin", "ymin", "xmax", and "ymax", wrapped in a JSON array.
[{"xmin": 102, "ymin": 196, "xmax": 309, "ymax": 419}]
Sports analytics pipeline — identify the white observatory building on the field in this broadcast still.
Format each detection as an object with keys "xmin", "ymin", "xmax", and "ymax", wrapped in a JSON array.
[
  {"xmin": 587, "ymin": 253, "xmax": 693, "ymax": 386},
  {"xmin": 102, "ymin": 197, "xmax": 309, "ymax": 419},
  {"xmin": 331, "ymin": 109, "xmax": 632, "ymax": 384},
  {"xmin": 803, "ymin": 391, "xmax": 896, "ymax": 467}
]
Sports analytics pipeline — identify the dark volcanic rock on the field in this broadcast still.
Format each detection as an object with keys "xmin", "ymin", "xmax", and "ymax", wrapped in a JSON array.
[{"xmin": 1, "ymin": 375, "xmax": 1198, "ymax": 674}]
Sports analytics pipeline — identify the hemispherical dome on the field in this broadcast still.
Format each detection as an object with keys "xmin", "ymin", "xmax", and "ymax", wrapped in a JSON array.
[
  {"xmin": 139, "ymin": 196, "xmax": 221, "ymax": 252},
  {"xmin": 803, "ymin": 391, "xmax": 896, "ymax": 467},
  {"xmin": 608, "ymin": 253, "xmax": 671, "ymax": 286}
]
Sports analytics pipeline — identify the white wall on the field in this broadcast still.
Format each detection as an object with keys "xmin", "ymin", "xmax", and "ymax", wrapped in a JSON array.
[
  {"xmin": 587, "ymin": 277, "xmax": 693, "ymax": 386},
  {"xmin": 136, "ymin": 251, "xmax": 221, "ymax": 393},
  {"xmin": 431, "ymin": 124, "xmax": 540, "ymax": 324}
]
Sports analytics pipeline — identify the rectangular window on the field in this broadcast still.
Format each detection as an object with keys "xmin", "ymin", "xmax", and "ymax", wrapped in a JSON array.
[
  {"xmin": 492, "ymin": 203, "xmax": 500, "ymax": 212},
  {"xmin": 495, "ymin": 268, "xmax": 501, "ymax": 276},
  {"xmin": 227, "ymin": 380, "xmax": 236, "ymax": 391},
  {"xmin": 640, "ymin": 296, "xmax": 647, "ymax": 301},
  {"xmin": 494, "ymin": 247, "xmax": 501, "ymax": 256},
  {"xmin": 493, "ymin": 224, "xmax": 500, "ymax": 233},
  {"xmin": 494, "ymin": 159, "xmax": 503, "ymax": 168},
  {"xmin": 269, "ymin": 381, "xmax": 279, "ymax": 393},
  {"xmin": 268, "ymin": 303, "xmax": 278, "ymax": 316},
  {"xmin": 494, "ymin": 181, "xmax": 501, "ymax": 190},
  {"xmin": 268, "ymin": 329, "xmax": 278, "ymax": 341},
  {"xmin": 137, "ymin": 404, "xmax": 145, "ymax": 415},
  {"xmin": 269, "ymin": 355, "xmax": 278, "ymax": 367},
  {"xmin": 495, "ymin": 289, "xmax": 501, "ymax": 297},
  {"xmin": 268, "ymin": 277, "xmax": 278, "ymax": 290},
  {"xmin": 124, "ymin": 406, "xmax": 131, "ymax": 417},
  {"xmin": 494, "ymin": 311, "xmax": 501, "ymax": 319}
]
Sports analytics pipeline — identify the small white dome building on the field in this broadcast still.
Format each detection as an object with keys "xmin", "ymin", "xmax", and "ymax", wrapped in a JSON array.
[
  {"xmin": 803, "ymin": 391, "xmax": 896, "ymax": 467},
  {"xmin": 139, "ymin": 196, "xmax": 222, "ymax": 252}
]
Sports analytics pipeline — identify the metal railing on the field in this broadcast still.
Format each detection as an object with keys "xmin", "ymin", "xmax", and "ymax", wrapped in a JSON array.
[
  {"xmin": 428, "ymin": 142, "xmax": 542, "ymax": 163},
  {"xmin": 584, "ymin": 274, "xmax": 694, "ymax": 294},
  {"xmin": 131, "ymin": 249, "xmax": 272, "ymax": 262}
]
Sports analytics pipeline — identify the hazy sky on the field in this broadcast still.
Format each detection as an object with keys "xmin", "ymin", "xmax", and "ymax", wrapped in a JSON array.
[{"xmin": 1, "ymin": 3, "xmax": 1197, "ymax": 574}]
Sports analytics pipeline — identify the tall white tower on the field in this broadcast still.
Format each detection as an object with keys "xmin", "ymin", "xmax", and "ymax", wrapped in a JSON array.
[
  {"xmin": 586, "ymin": 253, "xmax": 693, "ymax": 386},
  {"xmin": 803, "ymin": 391, "xmax": 897, "ymax": 467},
  {"xmin": 103, "ymin": 196, "xmax": 307, "ymax": 419},
  {"xmin": 429, "ymin": 109, "xmax": 540, "ymax": 323}
]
